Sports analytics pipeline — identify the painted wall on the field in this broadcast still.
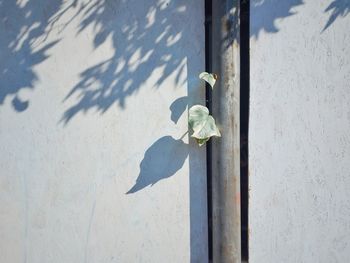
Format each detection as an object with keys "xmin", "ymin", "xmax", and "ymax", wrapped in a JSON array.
[
  {"xmin": 0, "ymin": 0, "xmax": 208, "ymax": 262},
  {"xmin": 250, "ymin": 0, "xmax": 350, "ymax": 262}
]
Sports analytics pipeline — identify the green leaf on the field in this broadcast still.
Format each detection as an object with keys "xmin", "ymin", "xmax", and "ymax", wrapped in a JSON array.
[
  {"xmin": 188, "ymin": 105, "xmax": 221, "ymax": 146},
  {"xmin": 195, "ymin": 138, "xmax": 210, "ymax": 147},
  {"xmin": 199, "ymin": 72, "xmax": 218, "ymax": 89}
]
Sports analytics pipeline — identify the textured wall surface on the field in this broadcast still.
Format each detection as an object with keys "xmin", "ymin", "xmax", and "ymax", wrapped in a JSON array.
[
  {"xmin": 0, "ymin": 1, "xmax": 208, "ymax": 262},
  {"xmin": 250, "ymin": 0, "xmax": 350, "ymax": 262}
]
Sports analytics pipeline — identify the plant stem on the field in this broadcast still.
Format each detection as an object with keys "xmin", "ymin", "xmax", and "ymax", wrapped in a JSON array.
[{"xmin": 179, "ymin": 130, "xmax": 189, "ymax": 140}]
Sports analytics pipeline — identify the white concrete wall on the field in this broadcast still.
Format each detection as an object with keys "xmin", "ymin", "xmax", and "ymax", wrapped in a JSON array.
[
  {"xmin": 250, "ymin": 0, "xmax": 350, "ymax": 262},
  {"xmin": 0, "ymin": 1, "xmax": 208, "ymax": 262}
]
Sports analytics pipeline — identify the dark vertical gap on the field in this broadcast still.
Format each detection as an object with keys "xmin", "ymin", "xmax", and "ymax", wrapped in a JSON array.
[
  {"xmin": 204, "ymin": 0, "xmax": 213, "ymax": 262},
  {"xmin": 240, "ymin": 0, "xmax": 250, "ymax": 262}
]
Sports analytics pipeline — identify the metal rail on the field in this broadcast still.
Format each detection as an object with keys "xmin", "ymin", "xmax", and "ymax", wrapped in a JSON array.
[{"xmin": 211, "ymin": 0, "xmax": 241, "ymax": 262}]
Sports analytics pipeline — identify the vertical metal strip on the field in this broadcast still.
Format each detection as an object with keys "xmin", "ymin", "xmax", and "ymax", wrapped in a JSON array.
[
  {"xmin": 205, "ymin": 0, "xmax": 213, "ymax": 262},
  {"xmin": 211, "ymin": 0, "xmax": 241, "ymax": 262},
  {"xmin": 240, "ymin": 0, "xmax": 250, "ymax": 261}
]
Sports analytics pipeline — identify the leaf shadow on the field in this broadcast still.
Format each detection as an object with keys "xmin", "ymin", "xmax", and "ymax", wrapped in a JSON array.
[
  {"xmin": 126, "ymin": 135, "xmax": 188, "ymax": 194},
  {"xmin": 250, "ymin": 0, "xmax": 304, "ymax": 38},
  {"xmin": 170, "ymin": 96, "xmax": 188, "ymax": 124},
  {"xmin": 60, "ymin": 0, "xmax": 197, "ymax": 124},
  {"xmin": 322, "ymin": 0, "xmax": 350, "ymax": 31},
  {"xmin": 0, "ymin": 0, "xmax": 75, "ymax": 112}
]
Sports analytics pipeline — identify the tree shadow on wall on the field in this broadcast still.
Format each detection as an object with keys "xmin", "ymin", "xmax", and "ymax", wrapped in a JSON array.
[
  {"xmin": 61, "ymin": 0, "xmax": 201, "ymax": 124},
  {"xmin": 0, "ymin": 0, "xmax": 77, "ymax": 112},
  {"xmin": 250, "ymin": 0, "xmax": 304, "ymax": 38},
  {"xmin": 250, "ymin": 0, "xmax": 349, "ymax": 37},
  {"xmin": 323, "ymin": 0, "xmax": 350, "ymax": 31}
]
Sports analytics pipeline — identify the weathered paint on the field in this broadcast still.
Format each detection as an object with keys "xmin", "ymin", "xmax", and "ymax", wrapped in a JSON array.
[
  {"xmin": 0, "ymin": 1, "xmax": 208, "ymax": 262},
  {"xmin": 250, "ymin": 0, "xmax": 350, "ymax": 262},
  {"xmin": 211, "ymin": 0, "xmax": 241, "ymax": 262}
]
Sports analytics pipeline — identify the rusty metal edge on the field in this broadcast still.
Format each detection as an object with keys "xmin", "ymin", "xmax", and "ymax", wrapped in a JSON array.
[{"xmin": 211, "ymin": 0, "xmax": 241, "ymax": 262}]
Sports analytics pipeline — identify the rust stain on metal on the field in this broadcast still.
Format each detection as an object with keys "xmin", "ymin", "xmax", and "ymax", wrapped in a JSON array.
[
  {"xmin": 211, "ymin": 0, "xmax": 241, "ymax": 262},
  {"xmin": 235, "ymin": 192, "xmax": 241, "ymax": 205},
  {"xmin": 222, "ymin": 243, "xmax": 239, "ymax": 258}
]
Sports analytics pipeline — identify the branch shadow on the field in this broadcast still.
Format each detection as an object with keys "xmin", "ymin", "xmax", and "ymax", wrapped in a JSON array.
[
  {"xmin": 60, "ymin": 0, "xmax": 340, "ymax": 126},
  {"xmin": 0, "ymin": 0, "xmax": 76, "ymax": 112},
  {"xmin": 61, "ymin": 0, "xmax": 197, "ymax": 124}
]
